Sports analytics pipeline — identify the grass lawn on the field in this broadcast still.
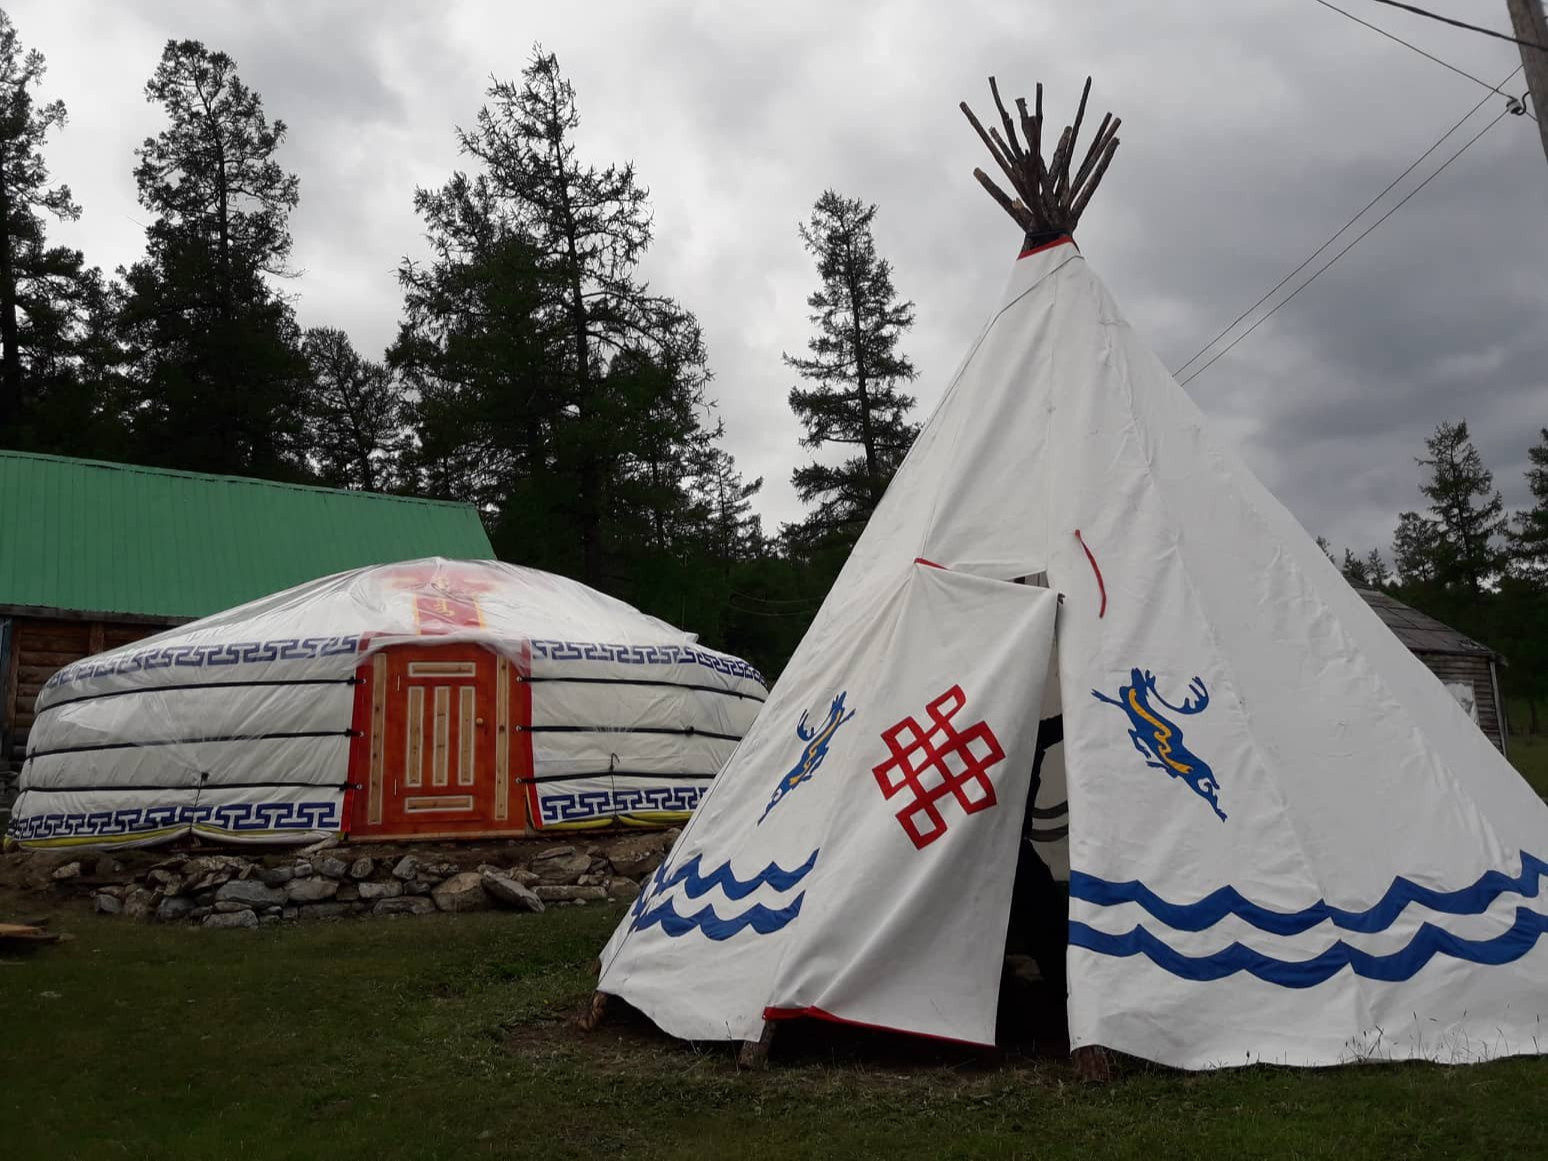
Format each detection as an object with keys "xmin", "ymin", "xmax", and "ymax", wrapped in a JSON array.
[{"xmin": 5, "ymin": 907, "xmax": 1548, "ymax": 1160}]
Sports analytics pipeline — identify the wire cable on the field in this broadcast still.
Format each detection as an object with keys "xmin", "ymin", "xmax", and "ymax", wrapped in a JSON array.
[
  {"xmin": 1172, "ymin": 66, "xmax": 1519, "ymax": 380},
  {"xmin": 1179, "ymin": 104, "xmax": 1509, "ymax": 388},
  {"xmin": 1312, "ymin": 0, "xmax": 1537, "ymax": 119},
  {"xmin": 1367, "ymin": 0, "xmax": 1548, "ymax": 53}
]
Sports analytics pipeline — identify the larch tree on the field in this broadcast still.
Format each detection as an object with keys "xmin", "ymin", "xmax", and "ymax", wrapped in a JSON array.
[
  {"xmin": 784, "ymin": 191, "xmax": 918, "ymax": 550},
  {"xmin": 299, "ymin": 326, "xmax": 407, "ymax": 492},
  {"xmin": 119, "ymin": 40, "xmax": 307, "ymax": 479}
]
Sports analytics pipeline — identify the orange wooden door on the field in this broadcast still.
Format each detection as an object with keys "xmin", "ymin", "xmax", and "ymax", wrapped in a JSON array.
[{"xmin": 351, "ymin": 644, "xmax": 523, "ymax": 839}]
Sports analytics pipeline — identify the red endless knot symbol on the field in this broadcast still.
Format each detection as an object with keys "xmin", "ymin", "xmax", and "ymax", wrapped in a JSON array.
[{"xmin": 871, "ymin": 685, "xmax": 1005, "ymax": 849}]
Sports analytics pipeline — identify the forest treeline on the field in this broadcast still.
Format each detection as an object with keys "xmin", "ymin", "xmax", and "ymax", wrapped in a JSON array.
[{"xmin": 0, "ymin": 16, "xmax": 1543, "ymax": 729}]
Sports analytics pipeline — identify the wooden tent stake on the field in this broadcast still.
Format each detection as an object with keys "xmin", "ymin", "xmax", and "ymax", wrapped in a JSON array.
[
  {"xmin": 578, "ymin": 990, "xmax": 609, "ymax": 1032},
  {"xmin": 737, "ymin": 1021, "xmax": 778, "ymax": 1069}
]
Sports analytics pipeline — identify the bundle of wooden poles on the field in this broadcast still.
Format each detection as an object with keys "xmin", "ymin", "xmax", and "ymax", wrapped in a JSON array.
[{"xmin": 961, "ymin": 77, "xmax": 1120, "ymax": 238}]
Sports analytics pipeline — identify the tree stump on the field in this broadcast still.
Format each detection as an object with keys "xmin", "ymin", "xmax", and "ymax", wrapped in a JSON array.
[
  {"xmin": 578, "ymin": 990, "xmax": 608, "ymax": 1033},
  {"xmin": 1072, "ymin": 1045, "xmax": 1113, "ymax": 1083},
  {"xmin": 737, "ymin": 1021, "xmax": 778, "ymax": 1070}
]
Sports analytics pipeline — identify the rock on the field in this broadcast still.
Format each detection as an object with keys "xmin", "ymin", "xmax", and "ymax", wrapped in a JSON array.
[
  {"xmin": 533, "ymin": 884, "xmax": 608, "ymax": 902},
  {"xmin": 281, "ymin": 906, "xmax": 299, "ymax": 921},
  {"xmin": 335, "ymin": 883, "xmax": 360, "ymax": 903},
  {"xmin": 510, "ymin": 868, "xmax": 540, "ymax": 887},
  {"xmin": 299, "ymin": 834, "xmax": 341, "ymax": 855},
  {"xmin": 432, "ymin": 871, "xmax": 490, "ymax": 912},
  {"xmin": 605, "ymin": 834, "xmax": 671, "ymax": 878},
  {"xmin": 532, "ymin": 844, "xmax": 576, "ymax": 861},
  {"xmin": 215, "ymin": 879, "xmax": 287, "ymax": 908},
  {"xmin": 348, "ymin": 857, "xmax": 373, "ymax": 880},
  {"xmin": 92, "ymin": 856, "xmax": 125, "ymax": 878},
  {"xmin": 357, "ymin": 881, "xmax": 403, "ymax": 901},
  {"xmin": 182, "ymin": 855, "xmax": 249, "ymax": 879},
  {"xmin": 374, "ymin": 896, "xmax": 435, "ymax": 917},
  {"xmin": 202, "ymin": 909, "xmax": 258, "ymax": 929},
  {"xmin": 577, "ymin": 873, "xmax": 605, "ymax": 886},
  {"xmin": 286, "ymin": 877, "xmax": 339, "ymax": 904},
  {"xmin": 574, "ymin": 898, "xmax": 587, "ymax": 906},
  {"xmin": 94, "ymin": 893, "xmax": 123, "ymax": 915},
  {"xmin": 257, "ymin": 866, "xmax": 294, "ymax": 887},
  {"xmin": 605, "ymin": 878, "xmax": 641, "ymax": 902},
  {"xmin": 51, "ymin": 861, "xmax": 83, "ymax": 882},
  {"xmin": 405, "ymin": 881, "xmax": 430, "ymax": 896},
  {"xmin": 122, "ymin": 887, "xmax": 155, "ymax": 920},
  {"xmin": 481, "ymin": 871, "xmax": 545, "ymax": 913},
  {"xmin": 530, "ymin": 852, "xmax": 591, "ymax": 885},
  {"xmin": 420, "ymin": 860, "xmax": 459, "ymax": 882},
  {"xmin": 299, "ymin": 901, "xmax": 354, "ymax": 920},
  {"xmin": 146, "ymin": 868, "xmax": 182, "ymax": 891},
  {"xmin": 97, "ymin": 884, "xmax": 127, "ymax": 900},
  {"xmin": 156, "ymin": 896, "xmax": 196, "ymax": 922},
  {"xmin": 260, "ymin": 915, "xmax": 281, "ymax": 926},
  {"xmin": 189, "ymin": 906, "xmax": 212, "ymax": 922},
  {"xmin": 318, "ymin": 857, "xmax": 350, "ymax": 880},
  {"xmin": 263, "ymin": 906, "xmax": 282, "ymax": 917},
  {"xmin": 291, "ymin": 860, "xmax": 315, "ymax": 878},
  {"xmin": 214, "ymin": 900, "xmax": 255, "ymax": 914},
  {"xmin": 392, "ymin": 855, "xmax": 420, "ymax": 881}
]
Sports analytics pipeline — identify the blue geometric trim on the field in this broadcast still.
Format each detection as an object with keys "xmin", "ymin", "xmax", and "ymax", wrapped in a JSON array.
[
  {"xmin": 44, "ymin": 636, "xmax": 362, "ymax": 691},
  {"xmin": 529, "ymin": 638, "xmax": 765, "ymax": 687},
  {"xmin": 1069, "ymin": 907, "xmax": 1548, "ymax": 988},
  {"xmin": 631, "ymin": 896, "xmax": 807, "ymax": 941},
  {"xmin": 1069, "ymin": 852, "xmax": 1548, "ymax": 935},
  {"xmin": 538, "ymin": 784, "xmax": 706, "ymax": 825},
  {"xmin": 7, "ymin": 799, "xmax": 341, "ymax": 842}
]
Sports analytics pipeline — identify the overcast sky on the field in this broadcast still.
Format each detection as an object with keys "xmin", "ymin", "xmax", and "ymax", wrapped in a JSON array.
[{"xmin": 11, "ymin": 0, "xmax": 1546, "ymax": 558}]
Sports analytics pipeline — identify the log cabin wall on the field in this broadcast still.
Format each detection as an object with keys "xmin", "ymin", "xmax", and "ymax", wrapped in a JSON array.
[
  {"xmin": 1415, "ymin": 650, "xmax": 1507, "ymax": 755},
  {"xmin": 1, "ymin": 613, "xmax": 173, "ymax": 772}
]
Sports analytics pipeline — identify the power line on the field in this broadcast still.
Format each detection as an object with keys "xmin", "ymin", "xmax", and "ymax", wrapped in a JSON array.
[
  {"xmin": 1179, "ymin": 104, "xmax": 1509, "ymax": 388},
  {"xmin": 1172, "ymin": 67, "xmax": 1519, "ymax": 381},
  {"xmin": 1312, "ymin": 0, "xmax": 1537, "ymax": 119},
  {"xmin": 1367, "ymin": 0, "xmax": 1548, "ymax": 53}
]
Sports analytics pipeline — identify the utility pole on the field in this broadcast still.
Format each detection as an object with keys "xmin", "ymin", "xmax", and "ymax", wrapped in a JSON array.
[{"xmin": 1507, "ymin": 0, "xmax": 1548, "ymax": 164}]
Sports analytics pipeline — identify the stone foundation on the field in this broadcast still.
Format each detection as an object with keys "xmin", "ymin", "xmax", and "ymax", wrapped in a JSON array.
[{"xmin": 0, "ymin": 831, "xmax": 675, "ymax": 929}]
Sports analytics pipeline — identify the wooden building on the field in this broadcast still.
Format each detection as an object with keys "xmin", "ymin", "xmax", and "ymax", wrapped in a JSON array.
[
  {"xmin": 0, "ymin": 451, "xmax": 494, "ymax": 826},
  {"xmin": 1356, "ymin": 588, "xmax": 1508, "ymax": 754}
]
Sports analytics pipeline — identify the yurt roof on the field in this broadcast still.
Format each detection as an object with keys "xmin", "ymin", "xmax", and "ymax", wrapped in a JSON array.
[{"xmin": 0, "ymin": 451, "xmax": 493, "ymax": 621}]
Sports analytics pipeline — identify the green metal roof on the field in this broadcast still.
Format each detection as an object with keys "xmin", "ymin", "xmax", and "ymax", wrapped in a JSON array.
[{"xmin": 0, "ymin": 451, "xmax": 494, "ymax": 619}]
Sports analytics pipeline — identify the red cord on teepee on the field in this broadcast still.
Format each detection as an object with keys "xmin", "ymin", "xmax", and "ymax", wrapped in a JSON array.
[{"xmin": 1074, "ymin": 530, "xmax": 1107, "ymax": 618}]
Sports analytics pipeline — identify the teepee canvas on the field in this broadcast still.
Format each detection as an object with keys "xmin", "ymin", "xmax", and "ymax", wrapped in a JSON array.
[{"xmin": 596, "ymin": 79, "xmax": 1548, "ymax": 1070}]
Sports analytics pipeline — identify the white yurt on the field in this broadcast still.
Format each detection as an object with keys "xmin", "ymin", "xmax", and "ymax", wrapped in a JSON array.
[{"xmin": 7, "ymin": 558, "xmax": 766, "ymax": 850}]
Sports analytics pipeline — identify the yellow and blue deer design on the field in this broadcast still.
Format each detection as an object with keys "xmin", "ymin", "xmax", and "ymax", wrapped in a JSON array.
[
  {"xmin": 759, "ymin": 692, "xmax": 856, "ymax": 823},
  {"xmin": 1092, "ymin": 669, "xmax": 1226, "ymax": 821}
]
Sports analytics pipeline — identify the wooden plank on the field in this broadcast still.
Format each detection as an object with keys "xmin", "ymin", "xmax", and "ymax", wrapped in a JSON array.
[
  {"xmin": 88, "ymin": 621, "xmax": 105, "ymax": 655},
  {"xmin": 0, "ymin": 603, "xmax": 190, "ymax": 627}
]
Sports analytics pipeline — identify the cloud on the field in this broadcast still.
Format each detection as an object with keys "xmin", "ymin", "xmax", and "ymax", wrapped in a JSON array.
[{"xmin": 9, "ymin": 0, "xmax": 1546, "ymax": 554}]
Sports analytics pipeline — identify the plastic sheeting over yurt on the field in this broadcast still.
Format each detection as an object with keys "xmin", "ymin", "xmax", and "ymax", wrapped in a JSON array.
[{"xmin": 7, "ymin": 559, "xmax": 766, "ymax": 850}]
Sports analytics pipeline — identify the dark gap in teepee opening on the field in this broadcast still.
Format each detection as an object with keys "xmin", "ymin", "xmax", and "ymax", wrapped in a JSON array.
[
  {"xmin": 999, "ymin": 684, "xmax": 1070, "ymax": 1053},
  {"xmin": 960, "ymin": 76, "xmax": 1120, "ymax": 248}
]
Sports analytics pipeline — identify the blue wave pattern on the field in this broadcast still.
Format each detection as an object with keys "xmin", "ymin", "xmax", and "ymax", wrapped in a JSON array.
[
  {"xmin": 1070, "ymin": 852, "xmax": 1548, "ymax": 986},
  {"xmin": 1069, "ymin": 852, "xmax": 1548, "ymax": 935},
  {"xmin": 1070, "ymin": 908, "xmax": 1548, "ymax": 988},
  {"xmin": 629, "ymin": 848, "xmax": 819, "ymax": 941}
]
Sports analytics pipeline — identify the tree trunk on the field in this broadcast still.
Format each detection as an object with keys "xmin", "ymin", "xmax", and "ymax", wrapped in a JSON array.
[
  {"xmin": 845, "ymin": 255, "xmax": 880, "ymax": 507},
  {"xmin": 0, "ymin": 146, "xmax": 21, "ymax": 428}
]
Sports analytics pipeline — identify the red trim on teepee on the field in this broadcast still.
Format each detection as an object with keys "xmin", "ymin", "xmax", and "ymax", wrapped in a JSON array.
[
  {"xmin": 1074, "ymin": 529, "xmax": 1107, "ymax": 618},
  {"xmin": 1018, "ymin": 234, "xmax": 1076, "ymax": 260},
  {"xmin": 761, "ymin": 1005, "xmax": 995, "ymax": 1049},
  {"xmin": 913, "ymin": 556, "xmax": 948, "ymax": 570}
]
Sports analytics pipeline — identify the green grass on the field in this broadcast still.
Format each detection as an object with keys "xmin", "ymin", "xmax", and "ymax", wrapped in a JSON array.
[{"xmin": 6, "ymin": 908, "xmax": 1548, "ymax": 1160}]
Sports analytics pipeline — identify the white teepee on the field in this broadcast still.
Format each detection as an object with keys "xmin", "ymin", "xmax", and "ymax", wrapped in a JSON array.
[{"xmin": 596, "ymin": 80, "xmax": 1548, "ymax": 1070}]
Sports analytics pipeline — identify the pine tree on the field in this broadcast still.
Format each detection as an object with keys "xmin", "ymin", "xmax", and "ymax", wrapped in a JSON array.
[
  {"xmin": 1391, "ymin": 421, "xmax": 1507, "ymax": 596},
  {"xmin": 785, "ymin": 192, "xmax": 918, "ymax": 549},
  {"xmin": 299, "ymin": 327, "xmax": 406, "ymax": 491},
  {"xmin": 0, "ymin": 10, "xmax": 89, "ymax": 436},
  {"xmin": 1507, "ymin": 427, "xmax": 1548, "ymax": 585},
  {"xmin": 119, "ymin": 40, "xmax": 307, "ymax": 479},
  {"xmin": 399, "ymin": 48, "xmax": 716, "ymax": 590}
]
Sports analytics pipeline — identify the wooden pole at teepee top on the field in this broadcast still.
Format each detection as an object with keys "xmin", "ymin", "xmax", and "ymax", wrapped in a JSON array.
[{"xmin": 961, "ymin": 76, "xmax": 1120, "ymax": 241}]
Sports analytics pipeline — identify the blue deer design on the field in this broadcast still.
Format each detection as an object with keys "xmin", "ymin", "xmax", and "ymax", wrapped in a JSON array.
[
  {"xmin": 1092, "ymin": 669, "xmax": 1226, "ymax": 821},
  {"xmin": 759, "ymin": 692, "xmax": 856, "ymax": 823}
]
